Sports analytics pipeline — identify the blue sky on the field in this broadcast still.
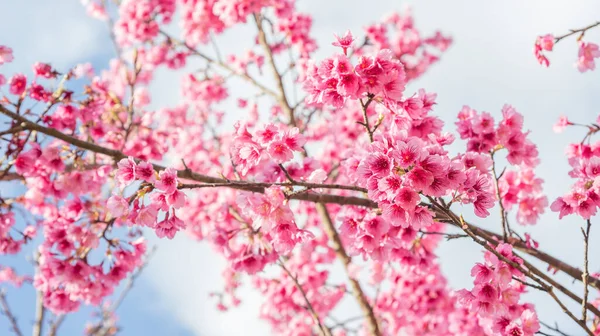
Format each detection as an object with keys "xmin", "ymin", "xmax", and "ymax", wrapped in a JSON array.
[{"xmin": 1, "ymin": 0, "xmax": 600, "ymax": 335}]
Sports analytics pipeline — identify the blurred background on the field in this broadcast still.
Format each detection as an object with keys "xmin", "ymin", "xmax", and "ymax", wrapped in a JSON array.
[{"xmin": 1, "ymin": 0, "xmax": 599, "ymax": 335}]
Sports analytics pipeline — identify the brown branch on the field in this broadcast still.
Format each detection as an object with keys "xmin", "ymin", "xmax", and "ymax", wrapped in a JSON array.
[
  {"xmin": 540, "ymin": 321, "xmax": 573, "ymax": 336},
  {"xmin": 491, "ymin": 151, "xmax": 509, "ymax": 241},
  {"xmin": 0, "ymin": 105, "xmax": 376, "ymax": 208},
  {"xmin": 315, "ymin": 204, "xmax": 381, "ymax": 336},
  {"xmin": 253, "ymin": 15, "xmax": 378, "ymax": 333},
  {"xmin": 555, "ymin": 21, "xmax": 600, "ymax": 43},
  {"xmin": 432, "ymin": 200, "xmax": 597, "ymax": 334},
  {"xmin": 253, "ymin": 13, "xmax": 296, "ymax": 126},
  {"xmin": 0, "ymin": 163, "xmax": 105, "ymax": 182},
  {"xmin": 581, "ymin": 219, "xmax": 592, "ymax": 323},
  {"xmin": 0, "ymin": 172, "xmax": 23, "ymax": 182},
  {"xmin": 31, "ymin": 290, "xmax": 45, "ymax": 336},
  {"xmin": 439, "ymin": 207, "xmax": 593, "ymax": 335},
  {"xmin": 358, "ymin": 96, "xmax": 375, "ymax": 142},
  {"xmin": 0, "ymin": 291, "xmax": 23, "ymax": 336},
  {"xmin": 279, "ymin": 261, "xmax": 332, "ymax": 336},
  {"xmin": 0, "ymin": 125, "xmax": 25, "ymax": 136},
  {"xmin": 180, "ymin": 180, "xmax": 366, "ymax": 193},
  {"xmin": 47, "ymin": 315, "xmax": 65, "ymax": 336},
  {"xmin": 462, "ymin": 216, "xmax": 600, "ymax": 291},
  {"xmin": 4, "ymin": 101, "xmax": 600, "ymax": 311}
]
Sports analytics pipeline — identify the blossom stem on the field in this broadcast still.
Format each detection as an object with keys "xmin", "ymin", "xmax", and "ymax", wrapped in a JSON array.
[{"xmin": 581, "ymin": 219, "xmax": 592, "ymax": 324}]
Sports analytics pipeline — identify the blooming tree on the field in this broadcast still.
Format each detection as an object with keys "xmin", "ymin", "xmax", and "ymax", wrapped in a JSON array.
[{"xmin": 0, "ymin": 1, "xmax": 599, "ymax": 336}]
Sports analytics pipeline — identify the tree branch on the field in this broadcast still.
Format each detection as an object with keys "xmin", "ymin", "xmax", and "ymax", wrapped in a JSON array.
[
  {"xmin": 581, "ymin": 219, "xmax": 591, "ymax": 323},
  {"xmin": 253, "ymin": 13, "xmax": 296, "ymax": 126},
  {"xmin": 491, "ymin": 151, "xmax": 509, "ymax": 241},
  {"xmin": 315, "ymin": 204, "xmax": 381, "ymax": 336},
  {"xmin": 0, "ymin": 105, "xmax": 375, "ymax": 208},
  {"xmin": 279, "ymin": 260, "xmax": 332, "ymax": 336},
  {"xmin": 555, "ymin": 21, "xmax": 600, "ymax": 43},
  {"xmin": 31, "ymin": 290, "xmax": 45, "ymax": 336}
]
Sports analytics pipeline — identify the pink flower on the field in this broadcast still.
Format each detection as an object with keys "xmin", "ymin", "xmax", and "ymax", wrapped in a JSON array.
[
  {"xmin": 136, "ymin": 205, "xmax": 158, "ymax": 227},
  {"xmin": 14, "ymin": 146, "xmax": 41, "ymax": 176},
  {"xmin": 9, "ymin": 74, "xmax": 27, "ymax": 95},
  {"xmin": 577, "ymin": 41, "xmax": 600, "ymax": 72},
  {"xmin": 537, "ymin": 34, "xmax": 554, "ymax": 51},
  {"xmin": 332, "ymin": 30, "xmax": 355, "ymax": 55},
  {"xmin": 267, "ymin": 140, "xmax": 293, "ymax": 163},
  {"xmin": 307, "ymin": 169, "xmax": 327, "ymax": 183},
  {"xmin": 395, "ymin": 187, "xmax": 419, "ymax": 210},
  {"xmin": 504, "ymin": 323, "xmax": 524, "ymax": 336},
  {"xmin": 135, "ymin": 161, "xmax": 155, "ymax": 182},
  {"xmin": 116, "ymin": 157, "xmax": 137, "ymax": 186},
  {"xmin": 0, "ymin": 45, "xmax": 13, "ymax": 65},
  {"xmin": 521, "ymin": 309, "xmax": 540, "ymax": 334},
  {"xmin": 473, "ymin": 283, "xmax": 498, "ymax": 303},
  {"xmin": 553, "ymin": 115, "xmax": 571, "ymax": 133},
  {"xmin": 471, "ymin": 263, "xmax": 493, "ymax": 283},
  {"xmin": 155, "ymin": 213, "xmax": 185, "ymax": 239},
  {"xmin": 155, "ymin": 168, "xmax": 178, "ymax": 194},
  {"xmin": 282, "ymin": 128, "xmax": 306, "ymax": 151},
  {"xmin": 166, "ymin": 190, "xmax": 186, "ymax": 209},
  {"xmin": 107, "ymin": 195, "xmax": 129, "ymax": 217},
  {"xmin": 32, "ymin": 62, "xmax": 55, "ymax": 78}
]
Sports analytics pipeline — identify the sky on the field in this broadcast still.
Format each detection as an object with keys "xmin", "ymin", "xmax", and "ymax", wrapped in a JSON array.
[{"xmin": 1, "ymin": 0, "xmax": 600, "ymax": 335}]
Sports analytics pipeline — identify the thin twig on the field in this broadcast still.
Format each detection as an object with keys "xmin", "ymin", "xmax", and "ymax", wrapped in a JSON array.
[
  {"xmin": 555, "ymin": 21, "xmax": 600, "ymax": 43},
  {"xmin": 278, "ymin": 261, "xmax": 332, "ymax": 336},
  {"xmin": 315, "ymin": 204, "xmax": 381, "ymax": 336},
  {"xmin": 491, "ymin": 151, "xmax": 509, "ymax": 241},
  {"xmin": 540, "ymin": 321, "xmax": 572, "ymax": 336},
  {"xmin": 253, "ymin": 13, "xmax": 296, "ymax": 126},
  {"xmin": 358, "ymin": 96, "xmax": 375, "ymax": 142},
  {"xmin": 0, "ymin": 291, "xmax": 23, "ymax": 336},
  {"xmin": 431, "ymin": 199, "xmax": 595, "ymax": 335}
]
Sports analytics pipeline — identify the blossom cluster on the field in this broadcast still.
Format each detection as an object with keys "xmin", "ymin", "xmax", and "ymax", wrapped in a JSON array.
[
  {"xmin": 231, "ymin": 123, "xmax": 306, "ymax": 174},
  {"xmin": 113, "ymin": 157, "xmax": 187, "ymax": 239},
  {"xmin": 303, "ymin": 48, "xmax": 407, "ymax": 108},
  {"xmin": 551, "ymin": 136, "xmax": 600, "ymax": 219},
  {"xmin": 535, "ymin": 33, "xmax": 600, "ymax": 72},
  {"xmin": 456, "ymin": 244, "xmax": 540, "ymax": 336},
  {"xmin": 456, "ymin": 104, "xmax": 547, "ymax": 224},
  {"xmin": 498, "ymin": 168, "xmax": 548, "ymax": 225}
]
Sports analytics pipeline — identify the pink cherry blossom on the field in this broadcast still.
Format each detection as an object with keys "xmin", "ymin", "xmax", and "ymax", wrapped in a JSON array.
[
  {"xmin": 577, "ymin": 41, "xmax": 600, "ymax": 72},
  {"xmin": 0, "ymin": 45, "xmax": 13, "ymax": 64},
  {"xmin": 332, "ymin": 30, "xmax": 355, "ymax": 55}
]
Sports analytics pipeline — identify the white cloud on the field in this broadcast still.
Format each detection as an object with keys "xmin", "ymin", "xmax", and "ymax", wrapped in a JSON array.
[{"xmin": 0, "ymin": 1, "xmax": 109, "ymax": 72}]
